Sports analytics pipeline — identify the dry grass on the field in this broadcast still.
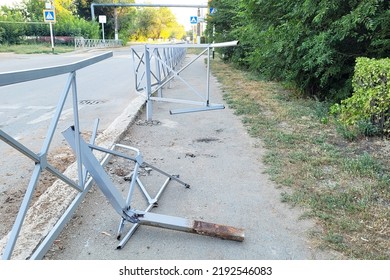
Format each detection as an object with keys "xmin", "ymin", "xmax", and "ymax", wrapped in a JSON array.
[
  {"xmin": 0, "ymin": 44, "xmax": 75, "ymax": 54},
  {"xmin": 210, "ymin": 58, "xmax": 390, "ymax": 259}
]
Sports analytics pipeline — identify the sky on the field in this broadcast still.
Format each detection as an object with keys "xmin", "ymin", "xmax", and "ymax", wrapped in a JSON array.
[
  {"xmin": 135, "ymin": 0, "xmax": 209, "ymax": 30},
  {"xmin": 1, "ymin": 0, "xmax": 209, "ymax": 30}
]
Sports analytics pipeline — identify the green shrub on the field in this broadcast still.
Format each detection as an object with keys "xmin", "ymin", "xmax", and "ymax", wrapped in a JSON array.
[
  {"xmin": 331, "ymin": 57, "xmax": 390, "ymax": 136},
  {"xmin": 55, "ymin": 17, "xmax": 99, "ymax": 38},
  {"xmin": 206, "ymin": 0, "xmax": 390, "ymax": 101},
  {"xmin": 0, "ymin": 8, "xmax": 27, "ymax": 44}
]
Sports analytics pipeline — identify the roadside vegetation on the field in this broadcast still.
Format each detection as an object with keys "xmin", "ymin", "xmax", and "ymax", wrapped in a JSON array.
[
  {"xmin": 210, "ymin": 58, "xmax": 389, "ymax": 259},
  {"xmin": 207, "ymin": 1, "xmax": 389, "ymax": 259},
  {"xmin": 0, "ymin": 43, "xmax": 74, "ymax": 54},
  {"xmin": 0, "ymin": 0, "xmax": 187, "ymax": 47}
]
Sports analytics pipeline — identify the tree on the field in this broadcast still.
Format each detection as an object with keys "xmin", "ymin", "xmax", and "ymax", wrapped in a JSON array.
[
  {"xmin": 2, "ymin": 0, "xmax": 100, "ymax": 39},
  {"xmin": 0, "ymin": 5, "xmax": 27, "ymax": 44},
  {"xmin": 75, "ymin": 0, "xmax": 136, "ymax": 39},
  {"xmin": 207, "ymin": 0, "xmax": 390, "ymax": 101},
  {"xmin": 130, "ymin": 7, "xmax": 184, "ymax": 41}
]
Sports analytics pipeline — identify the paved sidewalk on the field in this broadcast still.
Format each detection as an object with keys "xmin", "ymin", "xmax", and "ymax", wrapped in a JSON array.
[{"xmin": 46, "ymin": 54, "xmax": 338, "ymax": 260}]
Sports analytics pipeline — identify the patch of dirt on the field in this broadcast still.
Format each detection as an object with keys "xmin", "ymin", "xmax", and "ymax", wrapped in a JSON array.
[
  {"xmin": 195, "ymin": 137, "xmax": 220, "ymax": 143},
  {"xmin": 0, "ymin": 146, "xmax": 75, "ymax": 240}
]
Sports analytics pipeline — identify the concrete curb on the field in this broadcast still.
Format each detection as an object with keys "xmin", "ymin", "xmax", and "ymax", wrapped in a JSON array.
[{"xmin": 0, "ymin": 95, "xmax": 146, "ymax": 259}]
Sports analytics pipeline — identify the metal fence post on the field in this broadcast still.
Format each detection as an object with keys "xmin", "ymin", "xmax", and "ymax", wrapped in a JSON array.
[
  {"xmin": 145, "ymin": 45, "xmax": 153, "ymax": 121},
  {"xmin": 154, "ymin": 48, "xmax": 163, "ymax": 98}
]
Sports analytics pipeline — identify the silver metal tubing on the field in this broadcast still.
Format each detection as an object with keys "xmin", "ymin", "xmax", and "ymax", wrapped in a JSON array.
[
  {"xmin": 91, "ymin": 3, "xmax": 208, "ymax": 20},
  {"xmin": 0, "ymin": 52, "xmax": 113, "ymax": 86},
  {"xmin": 40, "ymin": 72, "xmax": 74, "ymax": 154},
  {"xmin": 142, "ymin": 161, "xmax": 189, "ymax": 188},
  {"xmin": 70, "ymin": 72, "xmax": 84, "ymax": 189},
  {"xmin": 29, "ymin": 175, "xmax": 95, "ymax": 260},
  {"xmin": 209, "ymin": 40, "xmax": 239, "ymax": 48},
  {"xmin": 62, "ymin": 127, "xmax": 127, "ymax": 217},
  {"xmin": 116, "ymin": 177, "xmax": 171, "ymax": 249},
  {"xmin": 2, "ymin": 165, "xmax": 42, "ymax": 259},
  {"xmin": 45, "ymin": 164, "xmax": 80, "ymax": 191},
  {"xmin": 170, "ymin": 104, "xmax": 226, "ymax": 115},
  {"xmin": 74, "ymin": 38, "xmax": 122, "ymax": 49},
  {"xmin": 0, "ymin": 130, "xmax": 39, "ymax": 163}
]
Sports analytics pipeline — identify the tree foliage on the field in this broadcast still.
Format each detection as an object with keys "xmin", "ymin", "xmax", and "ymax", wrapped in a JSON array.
[
  {"xmin": 1, "ymin": 0, "xmax": 185, "ymax": 44},
  {"xmin": 130, "ymin": 7, "xmax": 185, "ymax": 41},
  {"xmin": 0, "ymin": 0, "xmax": 99, "ymax": 44},
  {"xmin": 0, "ymin": 6, "xmax": 26, "ymax": 44},
  {"xmin": 75, "ymin": 0, "xmax": 136, "ymax": 40},
  {"xmin": 206, "ymin": 0, "xmax": 390, "ymax": 101}
]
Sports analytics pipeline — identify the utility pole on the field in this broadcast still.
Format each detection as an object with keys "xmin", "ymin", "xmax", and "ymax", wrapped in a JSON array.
[
  {"xmin": 197, "ymin": 8, "xmax": 201, "ymax": 44},
  {"xmin": 114, "ymin": 7, "xmax": 118, "ymax": 41}
]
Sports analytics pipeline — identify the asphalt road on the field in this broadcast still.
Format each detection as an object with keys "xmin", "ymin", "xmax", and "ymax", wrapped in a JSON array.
[{"xmin": 0, "ymin": 48, "xmax": 138, "ymax": 195}]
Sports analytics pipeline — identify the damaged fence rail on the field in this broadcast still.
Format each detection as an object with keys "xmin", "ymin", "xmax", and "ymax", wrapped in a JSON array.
[
  {"xmin": 0, "ymin": 51, "xmax": 113, "ymax": 260},
  {"xmin": 0, "ymin": 44, "xmax": 244, "ymax": 260},
  {"xmin": 63, "ymin": 126, "xmax": 244, "ymax": 250}
]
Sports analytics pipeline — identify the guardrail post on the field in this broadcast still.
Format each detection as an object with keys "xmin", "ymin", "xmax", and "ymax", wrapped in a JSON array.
[
  {"xmin": 145, "ymin": 45, "xmax": 153, "ymax": 121},
  {"xmin": 154, "ymin": 48, "xmax": 163, "ymax": 98}
]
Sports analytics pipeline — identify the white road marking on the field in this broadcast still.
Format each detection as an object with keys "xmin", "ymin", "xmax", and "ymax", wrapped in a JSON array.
[
  {"xmin": 0, "ymin": 105, "xmax": 21, "ymax": 110},
  {"xmin": 27, "ymin": 105, "xmax": 85, "ymax": 124},
  {"xmin": 26, "ymin": 106, "xmax": 55, "ymax": 110}
]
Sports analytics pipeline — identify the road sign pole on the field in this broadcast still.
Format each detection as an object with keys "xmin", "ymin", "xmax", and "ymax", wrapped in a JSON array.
[
  {"xmin": 101, "ymin": 22, "xmax": 105, "ymax": 42},
  {"xmin": 43, "ymin": 8, "xmax": 56, "ymax": 53},
  {"xmin": 49, "ymin": 22, "xmax": 54, "ymax": 53},
  {"xmin": 99, "ymin": 15, "xmax": 107, "ymax": 43},
  {"xmin": 197, "ymin": 8, "xmax": 200, "ymax": 44}
]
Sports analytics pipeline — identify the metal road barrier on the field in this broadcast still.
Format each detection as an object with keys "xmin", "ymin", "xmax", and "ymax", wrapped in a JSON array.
[
  {"xmin": 131, "ymin": 41, "xmax": 239, "ymax": 121},
  {"xmin": 74, "ymin": 38, "xmax": 123, "ymax": 49},
  {"xmin": 0, "ymin": 47, "xmax": 244, "ymax": 259},
  {"xmin": 0, "ymin": 52, "xmax": 113, "ymax": 259}
]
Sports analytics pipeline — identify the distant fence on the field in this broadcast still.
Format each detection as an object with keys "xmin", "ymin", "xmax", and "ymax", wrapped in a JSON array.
[
  {"xmin": 74, "ymin": 38, "xmax": 123, "ymax": 49},
  {"xmin": 131, "ymin": 41, "xmax": 239, "ymax": 120},
  {"xmin": 24, "ymin": 36, "xmax": 74, "ymax": 45}
]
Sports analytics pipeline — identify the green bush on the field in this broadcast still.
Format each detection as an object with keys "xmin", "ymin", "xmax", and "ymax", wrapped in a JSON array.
[
  {"xmin": 206, "ymin": 0, "xmax": 390, "ymax": 101},
  {"xmin": 0, "ymin": 7, "xmax": 27, "ymax": 44},
  {"xmin": 331, "ymin": 57, "xmax": 390, "ymax": 136},
  {"xmin": 55, "ymin": 17, "xmax": 99, "ymax": 38}
]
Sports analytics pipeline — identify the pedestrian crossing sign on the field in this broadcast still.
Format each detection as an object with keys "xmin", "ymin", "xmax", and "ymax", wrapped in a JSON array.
[
  {"xmin": 43, "ymin": 10, "xmax": 56, "ymax": 23},
  {"xmin": 190, "ymin": 16, "xmax": 198, "ymax": 24}
]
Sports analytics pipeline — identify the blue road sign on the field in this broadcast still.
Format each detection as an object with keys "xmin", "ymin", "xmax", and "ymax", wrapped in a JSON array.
[
  {"xmin": 43, "ymin": 10, "xmax": 56, "ymax": 23},
  {"xmin": 210, "ymin": 7, "xmax": 216, "ymax": 14},
  {"xmin": 190, "ymin": 16, "xmax": 198, "ymax": 24}
]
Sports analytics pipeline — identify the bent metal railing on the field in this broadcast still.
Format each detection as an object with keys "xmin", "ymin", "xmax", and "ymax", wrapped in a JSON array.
[
  {"xmin": 0, "ymin": 52, "xmax": 113, "ymax": 259},
  {"xmin": 131, "ymin": 41, "xmax": 239, "ymax": 121},
  {"xmin": 0, "ymin": 42, "xmax": 244, "ymax": 260}
]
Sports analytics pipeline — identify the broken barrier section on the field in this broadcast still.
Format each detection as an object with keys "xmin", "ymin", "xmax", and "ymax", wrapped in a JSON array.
[
  {"xmin": 63, "ymin": 126, "xmax": 244, "ymax": 249},
  {"xmin": 0, "ymin": 52, "xmax": 113, "ymax": 260},
  {"xmin": 1, "ymin": 47, "xmax": 244, "ymax": 260}
]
